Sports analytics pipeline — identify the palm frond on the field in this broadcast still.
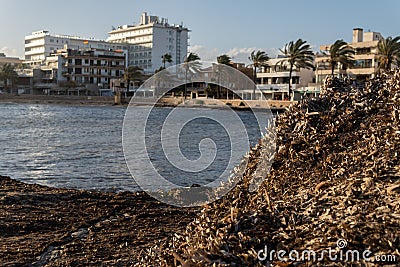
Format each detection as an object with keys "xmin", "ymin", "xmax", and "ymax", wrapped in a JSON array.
[{"xmin": 377, "ymin": 36, "xmax": 400, "ymax": 71}]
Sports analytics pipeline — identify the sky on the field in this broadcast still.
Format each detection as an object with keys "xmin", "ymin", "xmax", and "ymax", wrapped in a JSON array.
[{"xmin": 1, "ymin": 0, "xmax": 400, "ymax": 64}]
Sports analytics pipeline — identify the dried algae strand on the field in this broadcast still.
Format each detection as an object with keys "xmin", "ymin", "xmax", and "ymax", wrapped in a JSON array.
[{"xmin": 142, "ymin": 70, "xmax": 400, "ymax": 267}]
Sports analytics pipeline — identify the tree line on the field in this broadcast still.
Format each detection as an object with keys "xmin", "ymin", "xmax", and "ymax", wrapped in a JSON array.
[{"xmin": 2, "ymin": 36, "xmax": 400, "ymax": 97}]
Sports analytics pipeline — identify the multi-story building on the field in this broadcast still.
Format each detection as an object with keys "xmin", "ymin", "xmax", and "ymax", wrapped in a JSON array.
[
  {"xmin": 257, "ymin": 57, "xmax": 315, "ymax": 100},
  {"xmin": 316, "ymin": 28, "xmax": 383, "ymax": 83},
  {"xmin": 107, "ymin": 12, "xmax": 190, "ymax": 73},
  {"xmin": 24, "ymin": 30, "xmax": 129, "ymax": 67},
  {"xmin": 53, "ymin": 47, "xmax": 126, "ymax": 88},
  {"xmin": 24, "ymin": 47, "xmax": 127, "ymax": 95}
]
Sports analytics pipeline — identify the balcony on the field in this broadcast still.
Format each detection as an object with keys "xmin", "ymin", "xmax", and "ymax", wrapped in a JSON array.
[
  {"xmin": 25, "ymin": 41, "xmax": 45, "ymax": 48},
  {"xmin": 348, "ymin": 68, "xmax": 376, "ymax": 75},
  {"xmin": 257, "ymin": 71, "xmax": 299, "ymax": 78},
  {"xmin": 25, "ymin": 50, "xmax": 45, "ymax": 56},
  {"xmin": 257, "ymin": 84, "xmax": 297, "ymax": 91}
]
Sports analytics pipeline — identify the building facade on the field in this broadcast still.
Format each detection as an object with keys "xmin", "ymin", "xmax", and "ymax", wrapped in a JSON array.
[
  {"xmin": 316, "ymin": 28, "xmax": 383, "ymax": 83},
  {"xmin": 257, "ymin": 57, "xmax": 316, "ymax": 100},
  {"xmin": 53, "ymin": 47, "xmax": 126, "ymax": 89},
  {"xmin": 22, "ymin": 47, "xmax": 127, "ymax": 95},
  {"xmin": 0, "ymin": 53, "xmax": 24, "ymax": 92},
  {"xmin": 24, "ymin": 30, "xmax": 129, "ymax": 67},
  {"xmin": 107, "ymin": 12, "xmax": 189, "ymax": 73},
  {"xmin": 0, "ymin": 53, "xmax": 23, "ymax": 67}
]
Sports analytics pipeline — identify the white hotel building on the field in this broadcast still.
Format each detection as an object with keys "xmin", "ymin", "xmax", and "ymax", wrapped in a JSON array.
[
  {"xmin": 107, "ymin": 12, "xmax": 190, "ymax": 73},
  {"xmin": 24, "ymin": 30, "xmax": 129, "ymax": 67}
]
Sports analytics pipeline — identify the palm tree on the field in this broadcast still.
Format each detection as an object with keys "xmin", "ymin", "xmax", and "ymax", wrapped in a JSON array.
[
  {"xmin": 0, "ymin": 63, "xmax": 18, "ymax": 93},
  {"xmin": 377, "ymin": 36, "xmax": 400, "ymax": 72},
  {"xmin": 183, "ymin": 52, "xmax": 201, "ymax": 99},
  {"xmin": 124, "ymin": 66, "xmax": 144, "ymax": 92},
  {"xmin": 276, "ymin": 39, "xmax": 314, "ymax": 100},
  {"xmin": 185, "ymin": 52, "xmax": 200, "ymax": 63},
  {"xmin": 249, "ymin": 50, "xmax": 269, "ymax": 99},
  {"xmin": 217, "ymin": 54, "xmax": 232, "ymax": 65},
  {"xmin": 323, "ymin": 39, "xmax": 355, "ymax": 76},
  {"xmin": 216, "ymin": 54, "xmax": 232, "ymax": 99},
  {"xmin": 161, "ymin": 53, "xmax": 173, "ymax": 69}
]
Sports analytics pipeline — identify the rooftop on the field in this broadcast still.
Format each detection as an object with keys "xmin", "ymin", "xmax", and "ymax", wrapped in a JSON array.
[{"xmin": 109, "ymin": 12, "xmax": 189, "ymax": 33}]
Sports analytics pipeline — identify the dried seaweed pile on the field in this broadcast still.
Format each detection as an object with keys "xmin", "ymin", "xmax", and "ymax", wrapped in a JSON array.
[{"xmin": 144, "ymin": 71, "xmax": 400, "ymax": 266}]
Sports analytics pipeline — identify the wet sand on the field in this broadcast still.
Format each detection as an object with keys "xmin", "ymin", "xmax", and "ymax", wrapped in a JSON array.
[{"xmin": 0, "ymin": 176, "xmax": 197, "ymax": 266}]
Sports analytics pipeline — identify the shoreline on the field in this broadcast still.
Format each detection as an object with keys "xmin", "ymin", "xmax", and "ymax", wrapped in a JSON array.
[
  {"xmin": 0, "ymin": 94, "xmax": 292, "ymax": 111},
  {"xmin": 0, "ymin": 94, "xmax": 118, "ymax": 107},
  {"xmin": 0, "ymin": 176, "xmax": 197, "ymax": 266}
]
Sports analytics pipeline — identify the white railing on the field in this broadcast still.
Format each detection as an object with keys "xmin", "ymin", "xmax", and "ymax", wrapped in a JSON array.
[{"xmin": 257, "ymin": 84, "xmax": 297, "ymax": 91}]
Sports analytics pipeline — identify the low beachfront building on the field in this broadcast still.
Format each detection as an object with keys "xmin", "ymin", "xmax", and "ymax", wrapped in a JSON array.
[
  {"xmin": 316, "ymin": 28, "xmax": 384, "ymax": 84},
  {"xmin": 107, "ymin": 12, "xmax": 190, "ymax": 73},
  {"xmin": 256, "ymin": 57, "xmax": 316, "ymax": 101},
  {"xmin": 0, "ymin": 53, "xmax": 26, "ymax": 93},
  {"xmin": 0, "ymin": 53, "xmax": 23, "ymax": 67}
]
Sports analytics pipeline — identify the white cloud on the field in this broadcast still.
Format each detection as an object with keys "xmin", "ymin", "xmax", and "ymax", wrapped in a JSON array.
[
  {"xmin": 189, "ymin": 44, "xmax": 220, "ymax": 62},
  {"xmin": 226, "ymin": 47, "xmax": 259, "ymax": 65},
  {"xmin": 0, "ymin": 47, "xmax": 20, "ymax": 57},
  {"xmin": 189, "ymin": 45, "xmax": 280, "ymax": 65}
]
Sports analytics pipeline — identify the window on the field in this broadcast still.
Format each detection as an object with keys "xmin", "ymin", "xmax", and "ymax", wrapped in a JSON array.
[
  {"xmin": 50, "ymin": 39, "xmax": 54, "ymax": 43},
  {"xmin": 351, "ymin": 59, "xmax": 372, "ymax": 69},
  {"xmin": 356, "ymin": 48, "xmax": 371, "ymax": 55}
]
